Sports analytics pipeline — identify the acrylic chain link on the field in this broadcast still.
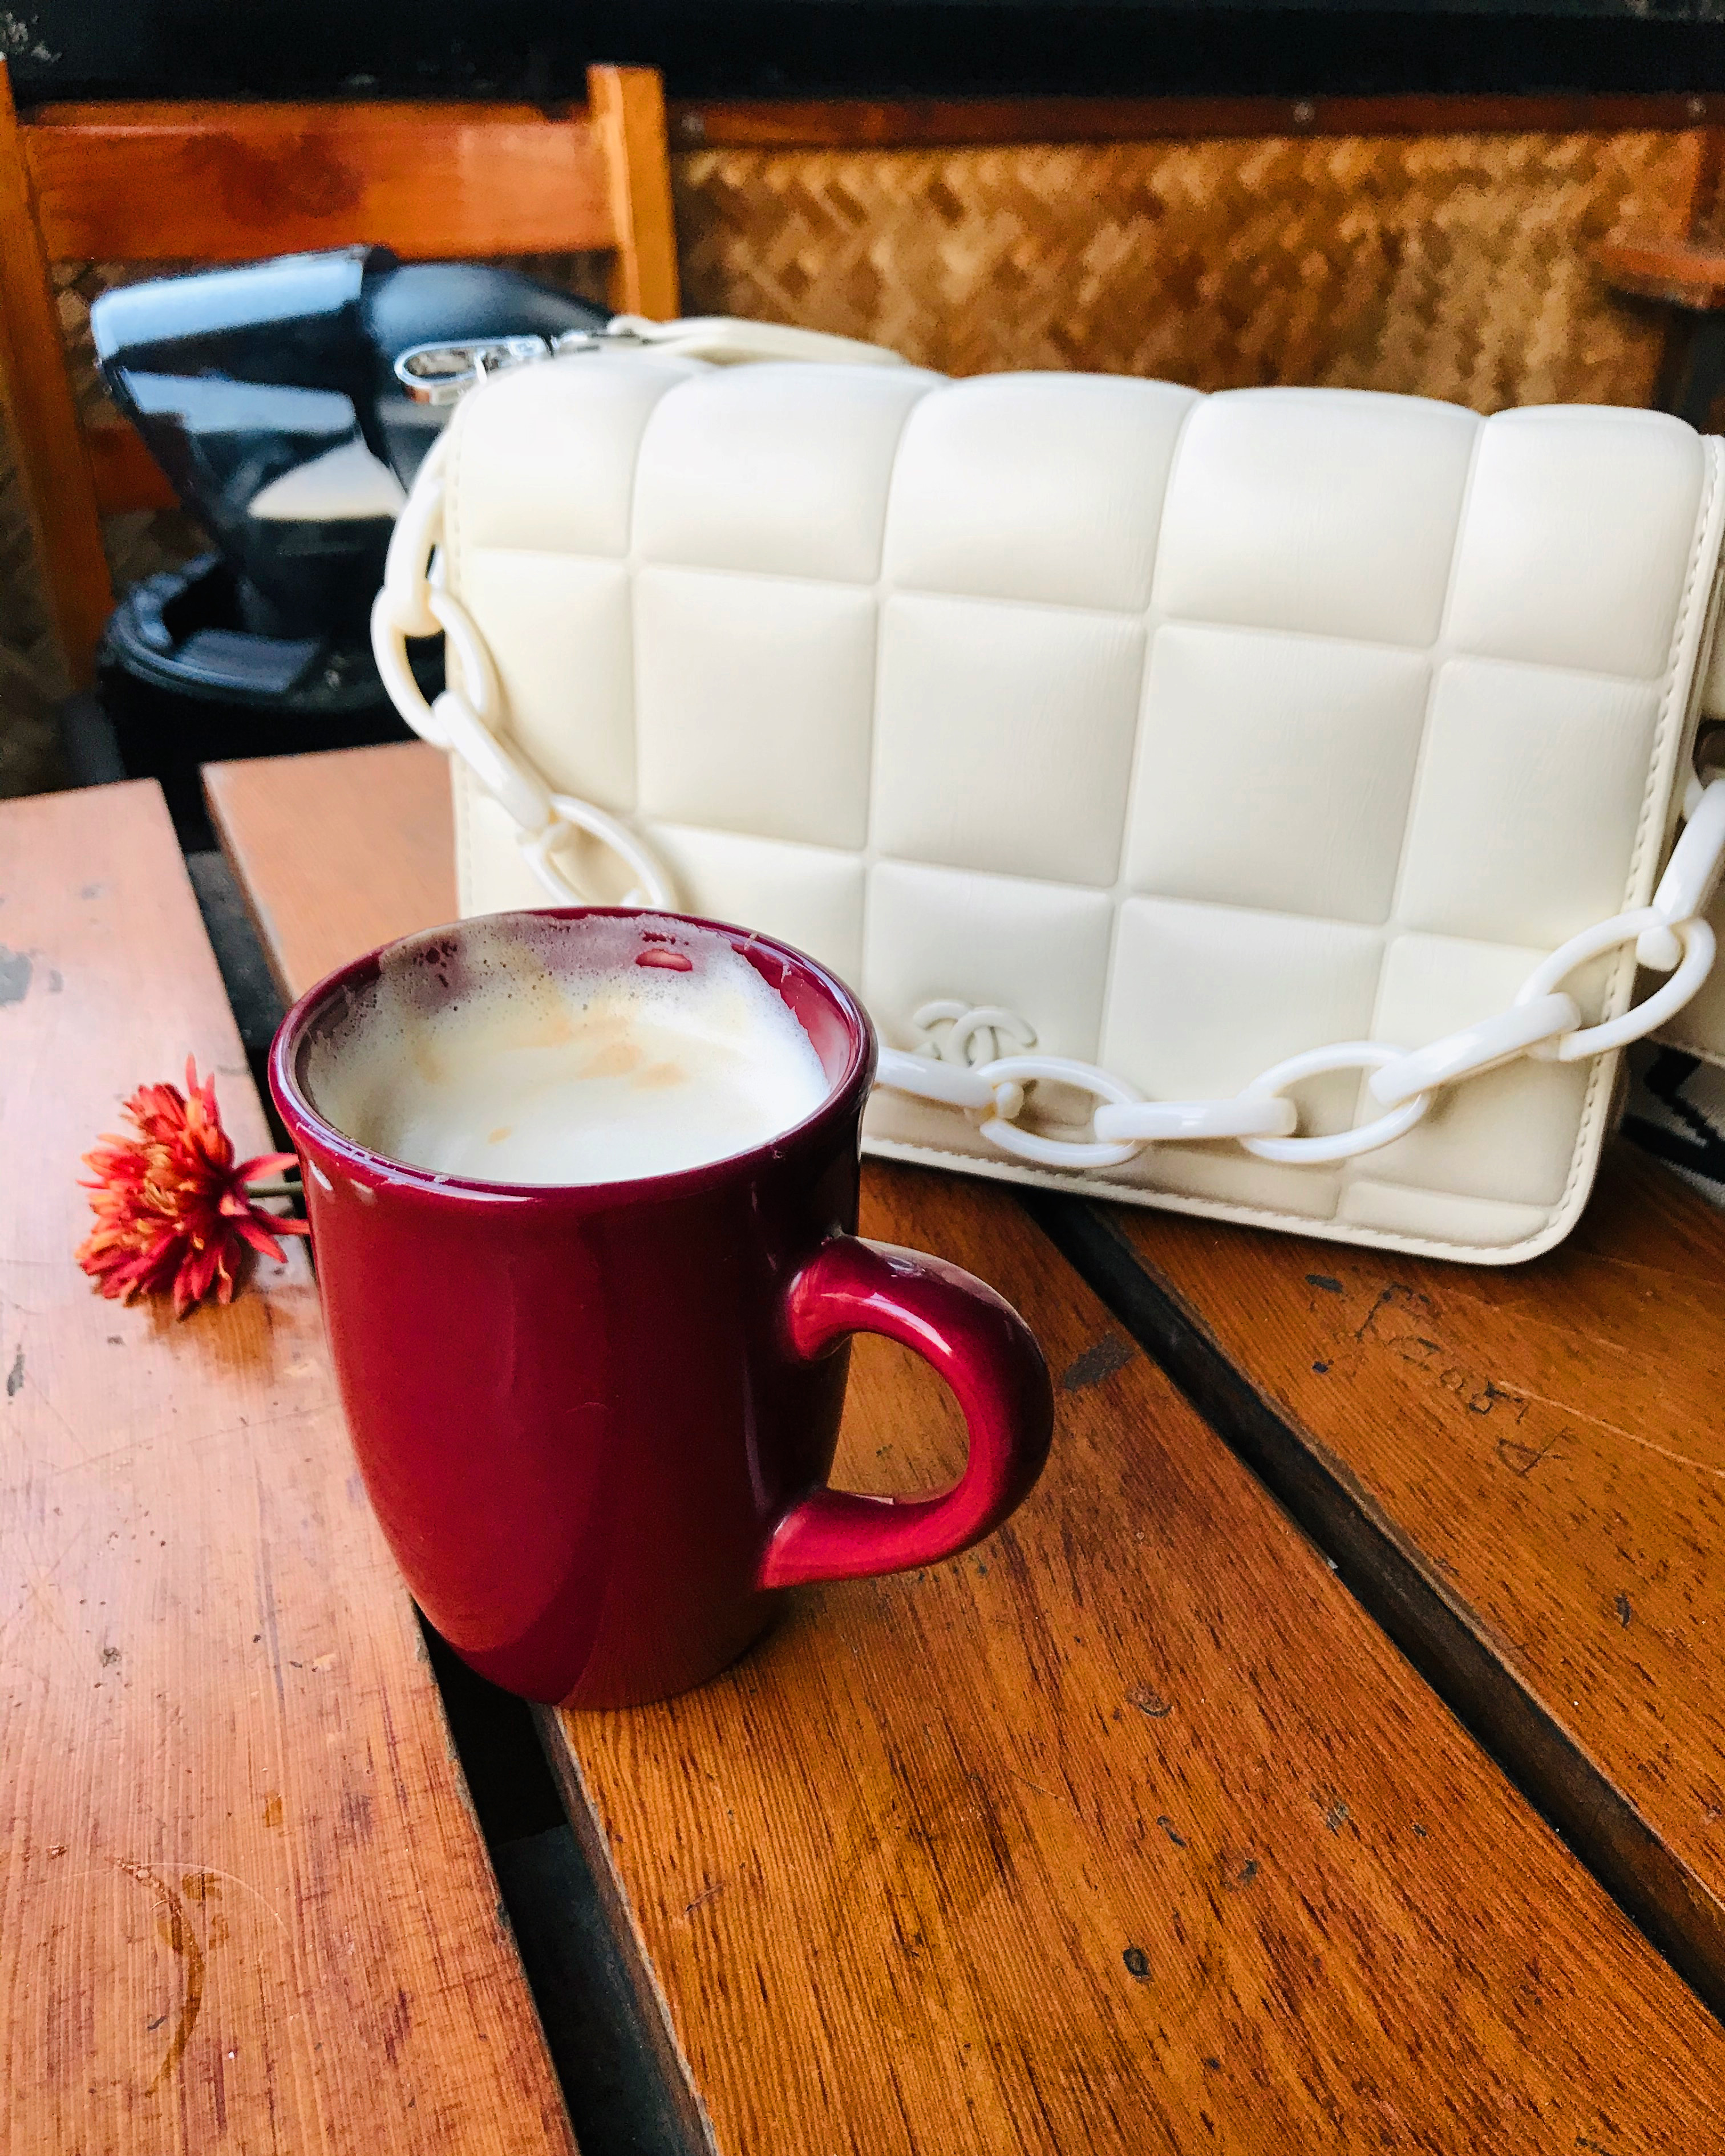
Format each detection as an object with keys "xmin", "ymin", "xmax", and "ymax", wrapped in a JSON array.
[{"xmin": 372, "ymin": 429, "xmax": 1725, "ymax": 1174}]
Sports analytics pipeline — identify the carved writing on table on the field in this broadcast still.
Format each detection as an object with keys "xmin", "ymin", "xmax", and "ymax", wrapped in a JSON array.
[{"xmin": 1305, "ymin": 1272, "xmax": 1580, "ymax": 1480}]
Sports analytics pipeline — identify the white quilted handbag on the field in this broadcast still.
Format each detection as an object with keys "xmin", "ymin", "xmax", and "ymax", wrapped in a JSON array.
[{"xmin": 372, "ymin": 317, "xmax": 1725, "ymax": 1265}]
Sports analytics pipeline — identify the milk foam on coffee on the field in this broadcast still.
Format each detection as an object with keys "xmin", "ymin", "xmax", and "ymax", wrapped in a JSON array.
[{"xmin": 306, "ymin": 916, "xmax": 832, "ymax": 1186}]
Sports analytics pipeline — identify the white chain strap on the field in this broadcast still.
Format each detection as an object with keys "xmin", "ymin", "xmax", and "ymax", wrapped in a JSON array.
[
  {"xmin": 371, "ymin": 431, "xmax": 675, "ymax": 910},
  {"xmin": 372, "ymin": 416, "xmax": 1725, "ymax": 1177},
  {"xmin": 876, "ymin": 790, "xmax": 1724, "ymax": 1170}
]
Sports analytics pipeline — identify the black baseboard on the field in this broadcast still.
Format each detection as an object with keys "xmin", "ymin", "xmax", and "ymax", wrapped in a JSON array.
[{"xmin": 17, "ymin": 2, "xmax": 1725, "ymax": 104}]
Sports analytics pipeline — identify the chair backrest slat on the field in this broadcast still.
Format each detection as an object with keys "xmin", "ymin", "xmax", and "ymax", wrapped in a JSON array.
[
  {"xmin": 23, "ymin": 100, "xmax": 617, "ymax": 261},
  {"xmin": 87, "ymin": 419, "xmax": 180, "ymax": 514}
]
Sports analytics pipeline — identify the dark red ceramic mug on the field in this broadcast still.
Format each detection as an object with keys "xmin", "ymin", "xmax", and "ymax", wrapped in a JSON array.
[{"xmin": 269, "ymin": 907, "xmax": 1052, "ymax": 1710}]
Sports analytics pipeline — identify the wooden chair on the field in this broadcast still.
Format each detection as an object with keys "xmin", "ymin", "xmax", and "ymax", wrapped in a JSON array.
[
  {"xmin": 1597, "ymin": 233, "xmax": 1725, "ymax": 429},
  {"xmin": 0, "ymin": 61, "xmax": 679, "ymax": 690}
]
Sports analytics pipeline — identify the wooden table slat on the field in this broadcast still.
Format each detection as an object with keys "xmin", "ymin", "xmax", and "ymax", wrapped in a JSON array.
[
  {"xmin": 0, "ymin": 779, "xmax": 575, "ymax": 2154},
  {"xmin": 1092, "ymin": 1150, "xmax": 1725, "ymax": 2026},
  {"xmin": 205, "ymin": 742, "xmax": 456, "ymax": 1002}
]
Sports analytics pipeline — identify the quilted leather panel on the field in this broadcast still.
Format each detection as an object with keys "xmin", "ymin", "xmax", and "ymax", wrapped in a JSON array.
[
  {"xmin": 1102, "ymin": 898, "xmax": 1386, "ymax": 1121},
  {"xmin": 873, "ymin": 595, "xmax": 1144, "ymax": 884},
  {"xmin": 1124, "ymin": 627, "xmax": 1430, "ymax": 921},
  {"xmin": 1366, "ymin": 935, "xmax": 1595, "ymax": 1206},
  {"xmin": 460, "ymin": 553, "xmax": 637, "ymax": 809},
  {"xmin": 1444, "ymin": 406, "xmax": 1707, "ymax": 677},
  {"xmin": 1395, "ymin": 662, "xmax": 1661, "ymax": 947},
  {"xmin": 634, "ymin": 362, "xmax": 938, "ymax": 580},
  {"xmin": 634, "ymin": 568, "xmax": 877, "ymax": 846},
  {"xmin": 882, "ymin": 372, "xmax": 1197, "ymax": 609},
  {"xmin": 1151, "ymin": 389, "xmax": 1477, "ymax": 646},
  {"xmin": 452, "ymin": 355, "xmax": 698, "ymax": 554},
  {"xmin": 864, "ymin": 862, "xmax": 1116, "ymax": 1065},
  {"xmin": 446, "ymin": 355, "xmax": 1725, "ymax": 1261}
]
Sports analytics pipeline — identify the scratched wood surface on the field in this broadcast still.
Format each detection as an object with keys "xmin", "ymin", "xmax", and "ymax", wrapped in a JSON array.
[
  {"xmin": 1079, "ymin": 1152, "xmax": 1725, "ymax": 2024},
  {"xmin": 0, "ymin": 781, "xmax": 575, "ymax": 2154},
  {"xmin": 213, "ymin": 741, "xmax": 1725, "ymax": 2154}
]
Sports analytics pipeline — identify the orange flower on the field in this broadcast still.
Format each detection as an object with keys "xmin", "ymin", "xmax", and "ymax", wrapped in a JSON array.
[{"xmin": 77, "ymin": 1057, "xmax": 308, "ymax": 1318}]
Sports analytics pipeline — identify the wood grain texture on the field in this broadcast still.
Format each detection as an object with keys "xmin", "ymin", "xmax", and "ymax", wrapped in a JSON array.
[
  {"xmin": 86, "ymin": 418, "xmax": 177, "ymax": 515},
  {"xmin": 545, "ymin": 1165, "xmax": 1725, "ymax": 2155},
  {"xmin": 0, "ymin": 64, "xmax": 110, "ymax": 686},
  {"xmin": 1600, "ymin": 233, "xmax": 1725, "ymax": 309},
  {"xmin": 20, "ymin": 96, "xmax": 614, "ymax": 261},
  {"xmin": 0, "ymin": 780, "xmax": 575, "ymax": 2154},
  {"xmin": 673, "ymin": 127, "xmax": 1698, "ymax": 407},
  {"xmin": 204, "ymin": 743, "xmax": 456, "ymax": 998},
  {"xmin": 671, "ymin": 94, "xmax": 1724, "ymax": 151},
  {"xmin": 590, "ymin": 67, "xmax": 682, "ymax": 321},
  {"xmin": 214, "ymin": 744, "xmax": 1725, "ymax": 2154},
  {"xmin": 1087, "ymin": 1148, "xmax": 1725, "ymax": 2027}
]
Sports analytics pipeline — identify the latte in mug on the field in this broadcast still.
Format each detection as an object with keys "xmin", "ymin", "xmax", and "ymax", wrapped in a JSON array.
[
  {"xmin": 272, "ymin": 906, "xmax": 1051, "ymax": 1711},
  {"xmin": 305, "ymin": 913, "xmax": 832, "ymax": 1185}
]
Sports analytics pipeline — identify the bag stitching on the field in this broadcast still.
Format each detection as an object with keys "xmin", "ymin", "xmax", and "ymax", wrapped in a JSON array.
[{"xmin": 861, "ymin": 1134, "xmax": 1570, "ymax": 1263}]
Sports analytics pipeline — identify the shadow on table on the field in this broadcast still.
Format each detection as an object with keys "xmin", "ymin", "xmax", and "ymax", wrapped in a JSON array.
[{"xmin": 422, "ymin": 1623, "xmax": 699, "ymax": 2156}]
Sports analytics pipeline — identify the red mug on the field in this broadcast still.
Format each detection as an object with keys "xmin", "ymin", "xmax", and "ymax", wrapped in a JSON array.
[{"xmin": 269, "ymin": 908, "xmax": 1053, "ymax": 1709}]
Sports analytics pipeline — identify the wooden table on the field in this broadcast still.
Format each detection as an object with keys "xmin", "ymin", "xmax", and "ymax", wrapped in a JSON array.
[
  {"xmin": 191, "ymin": 743, "xmax": 1725, "ymax": 2155},
  {"xmin": 0, "ymin": 780, "xmax": 574, "ymax": 2154}
]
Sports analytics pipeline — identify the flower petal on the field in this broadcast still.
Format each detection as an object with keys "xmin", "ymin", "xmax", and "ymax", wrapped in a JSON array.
[
  {"xmin": 233, "ymin": 1217, "xmax": 288, "ymax": 1263},
  {"xmin": 173, "ymin": 1239, "xmax": 220, "ymax": 1318},
  {"xmin": 235, "ymin": 1152, "xmax": 298, "ymax": 1185}
]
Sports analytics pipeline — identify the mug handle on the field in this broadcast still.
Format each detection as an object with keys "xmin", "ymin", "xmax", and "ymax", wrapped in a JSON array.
[{"xmin": 758, "ymin": 1237, "xmax": 1054, "ymax": 1591}]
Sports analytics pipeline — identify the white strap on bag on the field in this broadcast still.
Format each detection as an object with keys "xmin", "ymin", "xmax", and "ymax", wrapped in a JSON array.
[
  {"xmin": 600, "ymin": 315, "xmax": 910, "ymax": 368},
  {"xmin": 370, "ymin": 324, "xmax": 1725, "ymax": 1188},
  {"xmin": 391, "ymin": 314, "xmax": 907, "ymax": 407}
]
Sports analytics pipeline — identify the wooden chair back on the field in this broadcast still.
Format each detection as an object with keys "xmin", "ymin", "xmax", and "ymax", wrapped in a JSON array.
[{"xmin": 0, "ymin": 62, "xmax": 679, "ymax": 687}]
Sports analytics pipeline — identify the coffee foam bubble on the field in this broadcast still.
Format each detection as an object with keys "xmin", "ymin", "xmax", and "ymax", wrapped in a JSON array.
[{"xmin": 303, "ymin": 915, "xmax": 833, "ymax": 1186}]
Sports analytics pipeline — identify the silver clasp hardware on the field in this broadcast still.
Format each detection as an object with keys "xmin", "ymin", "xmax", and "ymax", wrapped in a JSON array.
[{"xmin": 394, "ymin": 321, "xmax": 655, "ymax": 406}]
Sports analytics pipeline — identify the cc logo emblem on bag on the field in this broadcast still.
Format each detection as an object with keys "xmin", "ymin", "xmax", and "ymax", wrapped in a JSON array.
[{"xmin": 911, "ymin": 1003, "xmax": 1036, "ymax": 1121}]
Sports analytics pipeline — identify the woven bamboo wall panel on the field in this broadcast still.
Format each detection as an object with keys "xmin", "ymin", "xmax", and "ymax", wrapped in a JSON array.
[{"xmin": 673, "ymin": 129, "xmax": 1701, "ymax": 410}]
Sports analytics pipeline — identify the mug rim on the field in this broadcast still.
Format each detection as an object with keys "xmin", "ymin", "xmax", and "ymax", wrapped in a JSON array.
[{"xmin": 269, "ymin": 905, "xmax": 876, "ymax": 1206}]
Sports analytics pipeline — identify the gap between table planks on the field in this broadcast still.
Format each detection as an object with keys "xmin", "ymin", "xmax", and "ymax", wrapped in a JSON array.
[
  {"xmin": 1049, "ymin": 1152, "xmax": 1725, "ymax": 2025},
  {"xmin": 0, "ymin": 780, "xmax": 576, "ymax": 2155},
  {"xmin": 210, "ymin": 739, "xmax": 1725, "ymax": 2153}
]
